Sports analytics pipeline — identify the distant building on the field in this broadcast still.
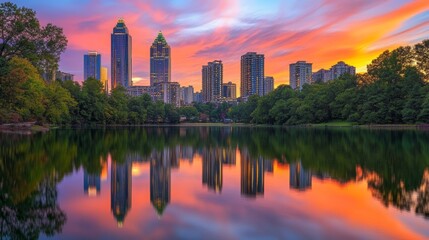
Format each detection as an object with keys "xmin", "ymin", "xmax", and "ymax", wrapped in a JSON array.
[
  {"xmin": 84, "ymin": 51, "xmax": 101, "ymax": 81},
  {"xmin": 180, "ymin": 86, "xmax": 194, "ymax": 105},
  {"xmin": 159, "ymin": 82, "xmax": 180, "ymax": 106},
  {"xmin": 312, "ymin": 69, "xmax": 331, "ymax": 83},
  {"xmin": 263, "ymin": 76, "xmax": 274, "ymax": 95},
  {"xmin": 241, "ymin": 52, "xmax": 264, "ymax": 97},
  {"xmin": 290, "ymin": 61, "xmax": 312, "ymax": 90},
  {"xmin": 150, "ymin": 31, "xmax": 171, "ymax": 86},
  {"xmin": 101, "ymin": 67, "xmax": 108, "ymax": 93},
  {"xmin": 330, "ymin": 61, "xmax": 356, "ymax": 79},
  {"xmin": 290, "ymin": 161, "xmax": 312, "ymax": 191},
  {"xmin": 202, "ymin": 60, "xmax": 223, "ymax": 102},
  {"xmin": 111, "ymin": 19, "xmax": 132, "ymax": 89},
  {"xmin": 222, "ymin": 82, "xmax": 237, "ymax": 100},
  {"xmin": 127, "ymin": 86, "xmax": 154, "ymax": 97},
  {"xmin": 312, "ymin": 61, "xmax": 356, "ymax": 83},
  {"xmin": 56, "ymin": 71, "xmax": 74, "ymax": 81},
  {"xmin": 193, "ymin": 92, "xmax": 202, "ymax": 103}
]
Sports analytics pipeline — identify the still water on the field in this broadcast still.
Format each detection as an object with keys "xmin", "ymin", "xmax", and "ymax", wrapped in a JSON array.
[{"xmin": 1, "ymin": 127, "xmax": 429, "ymax": 239}]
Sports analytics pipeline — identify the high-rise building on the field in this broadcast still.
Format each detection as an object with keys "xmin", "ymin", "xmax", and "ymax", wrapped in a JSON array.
[
  {"xmin": 290, "ymin": 161, "xmax": 312, "ymax": 191},
  {"xmin": 111, "ymin": 159, "xmax": 132, "ymax": 227},
  {"xmin": 240, "ymin": 149, "xmax": 264, "ymax": 197},
  {"xmin": 290, "ymin": 61, "xmax": 312, "ymax": 90},
  {"xmin": 241, "ymin": 52, "xmax": 264, "ymax": 97},
  {"xmin": 180, "ymin": 86, "xmax": 194, "ymax": 105},
  {"xmin": 312, "ymin": 69, "xmax": 331, "ymax": 83},
  {"xmin": 312, "ymin": 62, "xmax": 356, "ymax": 83},
  {"xmin": 101, "ymin": 67, "xmax": 108, "ymax": 93},
  {"xmin": 330, "ymin": 61, "xmax": 356, "ymax": 79},
  {"xmin": 150, "ymin": 31, "xmax": 171, "ymax": 86},
  {"xmin": 202, "ymin": 60, "xmax": 223, "ymax": 102},
  {"xmin": 263, "ymin": 76, "xmax": 274, "ymax": 95},
  {"xmin": 84, "ymin": 51, "xmax": 101, "ymax": 81},
  {"xmin": 111, "ymin": 19, "xmax": 132, "ymax": 89},
  {"xmin": 221, "ymin": 82, "xmax": 237, "ymax": 100}
]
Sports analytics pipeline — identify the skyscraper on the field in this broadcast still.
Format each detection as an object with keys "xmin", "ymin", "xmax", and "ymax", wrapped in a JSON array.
[
  {"xmin": 263, "ymin": 76, "xmax": 274, "ymax": 95},
  {"xmin": 241, "ymin": 52, "xmax": 265, "ymax": 97},
  {"xmin": 83, "ymin": 51, "xmax": 101, "ymax": 81},
  {"xmin": 202, "ymin": 148, "xmax": 223, "ymax": 193},
  {"xmin": 222, "ymin": 82, "xmax": 237, "ymax": 100},
  {"xmin": 290, "ymin": 61, "xmax": 312, "ymax": 90},
  {"xmin": 312, "ymin": 62, "xmax": 356, "ymax": 83},
  {"xmin": 111, "ymin": 19, "xmax": 132, "ymax": 89},
  {"xmin": 150, "ymin": 150, "xmax": 171, "ymax": 216},
  {"xmin": 180, "ymin": 86, "xmax": 194, "ymax": 105},
  {"xmin": 83, "ymin": 170, "xmax": 101, "ymax": 197},
  {"xmin": 150, "ymin": 31, "xmax": 171, "ymax": 86},
  {"xmin": 202, "ymin": 60, "xmax": 223, "ymax": 102}
]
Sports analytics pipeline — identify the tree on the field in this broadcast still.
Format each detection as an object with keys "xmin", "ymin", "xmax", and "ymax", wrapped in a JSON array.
[
  {"xmin": 44, "ymin": 82, "xmax": 77, "ymax": 124},
  {"xmin": 0, "ymin": 2, "xmax": 67, "ymax": 81}
]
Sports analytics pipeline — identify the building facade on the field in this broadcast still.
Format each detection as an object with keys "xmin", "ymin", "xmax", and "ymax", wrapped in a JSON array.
[
  {"xmin": 101, "ymin": 67, "xmax": 108, "ymax": 93},
  {"xmin": 84, "ymin": 51, "xmax": 101, "ymax": 81},
  {"xmin": 290, "ymin": 61, "xmax": 312, "ymax": 90},
  {"xmin": 241, "ymin": 52, "xmax": 264, "ymax": 97},
  {"xmin": 193, "ymin": 92, "xmax": 202, "ymax": 103},
  {"xmin": 56, "ymin": 71, "xmax": 74, "ymax": 81},
  {"xmin": 111, "ymin": 19, "xmax": 132, "ymax": 89},
  {"xmin": 312, "ymin": 61, "xmax": 356, "ymax": 83},
  {"xmin": 180, "ymin": 86, "xmax": 194, "ymax": 105},
  {"xmin": 150, "ymin": 32, "xmax": 171, "ymax": 86},
  {"xmin": 158, "ymin": 82, "xmax": 180, "ymax": 106},
  {"xmin": 221, "ymin": 82, "xmax": 237, "ymax": 100},
  {"xmin": 202, "ymin": 60, "xmax": 223, "ymax": 102},
  {"xmin": 263, "ymin": 76, "xmax": 274, "ymax": 95}
]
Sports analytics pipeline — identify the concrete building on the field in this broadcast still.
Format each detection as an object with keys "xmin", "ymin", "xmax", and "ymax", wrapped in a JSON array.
[
  {"xmin": 313, "ymin": 62, "xmax": 356, "ymax": 83},
  {"xmin": 241, "ymin": 52, "xmax": 264, "ymax": 97},
  {"xmin": 263, "ymin": 76, "xmax": 274, "ymax": 95},
  {"xmin": 221, "ymin": 82, "xmax": 237, "ymax": 100},
  {"xmin": 111, "ymin": 19, "xmax": 132, "ymax": 89},
  {"xmin": 193, "ymin": 92, "xmax": 202, "ymax": 103},
  {"xmin": 84, "ymin": 51, "xmax": 101, "ymax": 81},
  {"xmin": 202, "ymin": 60, "xmax": 223, "ymax": 102},
  {"xmin": 180, "ymin": 86, "xmax": 194, "ymax": 105},
  {"xmin": 159, "ymin": 82, "xmax": 181, "ymax": 106},
  {"xmin": 290, "ymin": 61, "xmax": 312, "ymax": 90},
  {"xmin": 56, "ymin": 71, "xmax": 74, "ymax": 81}
]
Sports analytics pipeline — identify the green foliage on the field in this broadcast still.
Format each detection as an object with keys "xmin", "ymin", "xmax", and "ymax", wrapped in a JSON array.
[{"xmin": 0, "ymin": 2, "xmax": 67, "ymax": 81}]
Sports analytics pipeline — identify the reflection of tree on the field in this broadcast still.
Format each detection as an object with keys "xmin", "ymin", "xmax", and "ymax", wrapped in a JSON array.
[{"xmin": 0, "ymin": 178, "xmax": 66, "ymax": 239}]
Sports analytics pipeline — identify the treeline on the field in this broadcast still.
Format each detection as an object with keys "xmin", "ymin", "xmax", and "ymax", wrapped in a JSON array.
[{"xmin": 231, "ymin": 40, "xmax": 429, "ymax": 125}]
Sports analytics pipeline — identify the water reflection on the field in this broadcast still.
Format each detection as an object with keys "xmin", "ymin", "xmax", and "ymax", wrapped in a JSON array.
[{"xmin": 1, "ymin": 127, "xmax": 429, "ymax": 238}]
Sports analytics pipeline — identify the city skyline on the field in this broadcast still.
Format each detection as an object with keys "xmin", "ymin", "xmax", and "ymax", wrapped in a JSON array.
[{"xmin": 15, "ymin": 0, "xmax": 429, "ymax": 93}]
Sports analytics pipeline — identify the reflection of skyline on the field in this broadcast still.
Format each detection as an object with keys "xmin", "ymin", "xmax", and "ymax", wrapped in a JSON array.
[
  {"xmin": 221, "ymin": 147, "xmax": 236, "ymax": 166},
  {"xmin": 290, "ymin": 161, "xmax": 312, "ymax": 191},
  {"xmin": 111, "ymin": 158, "xmax": 132, "ymax": 227},
  {"xmin": 202, "ymin": 148, "xmax": 223, "ymax": 192},
  {"xmin": 84, "ymin": 171, "xmax": 101, "ymax": 197},
  {"xmin": 150, "ymin": 148, "xmax": 172, "ymax": 216},
  {"xmin": 241, "ymin": 149, "xmax": 264, "ymax": 197}
]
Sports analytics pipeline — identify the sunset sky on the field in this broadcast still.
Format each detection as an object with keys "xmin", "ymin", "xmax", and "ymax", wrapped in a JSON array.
[{"xmin": 12, "ymin": 0, "xmax": 429, "ymax": 91}]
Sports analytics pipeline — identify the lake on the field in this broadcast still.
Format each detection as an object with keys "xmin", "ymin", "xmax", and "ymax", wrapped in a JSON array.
[{"xmin": 1, "ymin": 127, "xmax": 429, "ymax": 239}]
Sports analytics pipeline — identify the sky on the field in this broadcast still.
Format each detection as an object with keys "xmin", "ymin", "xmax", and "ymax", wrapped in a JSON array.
[{"xmin": 10, "ymin": 0, "xmax": 429, "ymax": 92}]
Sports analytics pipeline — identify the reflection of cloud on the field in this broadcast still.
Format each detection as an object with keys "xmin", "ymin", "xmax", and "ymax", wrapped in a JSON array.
[{"xmin": 14, "ymin": 0, "xmax": 429, "ymax": 91}]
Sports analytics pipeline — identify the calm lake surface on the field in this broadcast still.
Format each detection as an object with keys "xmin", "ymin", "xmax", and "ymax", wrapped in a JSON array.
[{"xmin": 1, "ymin": 127, "xmax": 429, "ymax": 239}]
